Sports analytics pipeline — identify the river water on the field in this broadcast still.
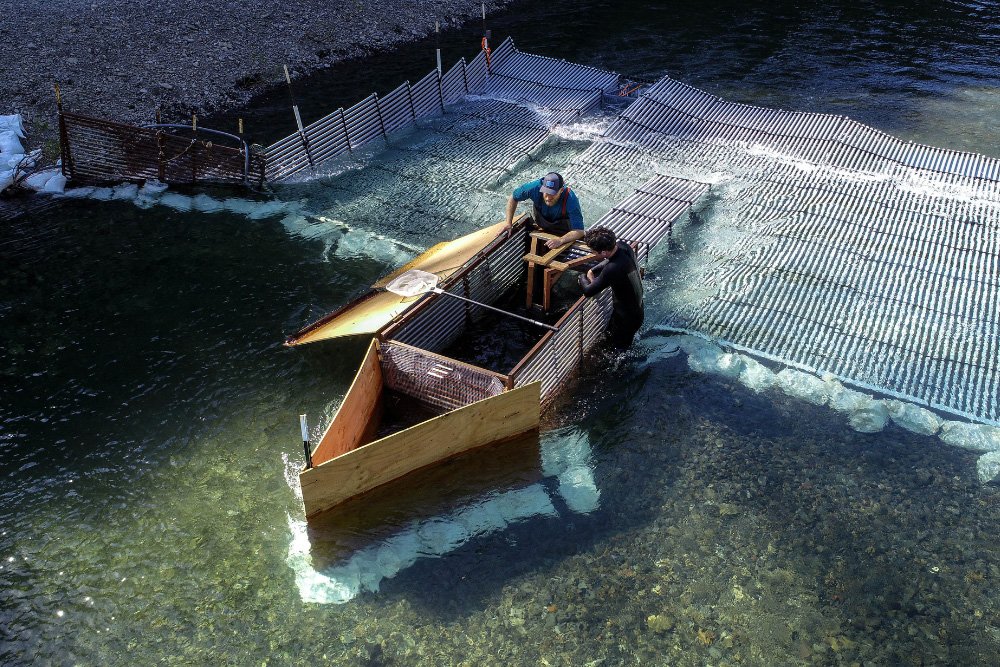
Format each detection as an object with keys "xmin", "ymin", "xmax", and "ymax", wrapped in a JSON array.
[{"xmin": 4, "ymin": 1, "xmax": 1000, "ymax": 665}]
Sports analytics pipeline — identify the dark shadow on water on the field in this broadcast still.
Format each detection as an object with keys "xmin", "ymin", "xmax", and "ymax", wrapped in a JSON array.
[{"xmin": 320, "ymin": 342, "xmax": 1000, "ymax": 663}]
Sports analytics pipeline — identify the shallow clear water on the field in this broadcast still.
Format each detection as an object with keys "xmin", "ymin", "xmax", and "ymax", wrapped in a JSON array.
[{"xmin": 4, "ymin": 1, "xmax": 1000, "ymax": 664}]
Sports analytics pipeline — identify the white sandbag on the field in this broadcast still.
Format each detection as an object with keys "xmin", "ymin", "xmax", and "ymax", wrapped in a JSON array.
[
  {"xmin": 976, "ymin": 451, "xmax": 1000, "ymax": 484},
  {"xmin": 0, "ymin": 130, "xmax": 24, "ymax": 155},
  {"xmin": 5, "ymin": 153, "xmax": 26, "ymax": 169},
  {"xmin": 0, "ymin": 114, "xmax": 25, "ymax": 139},
  {"xmin": 22, "ymin": 169, "xmax": 56, "ymax": 190},
  {"xmin": 885, "ymin": 400, "xmax": 942, "ymax": 436},
  {"xmin": 42, "ymin": 173, "xmax": 67, "ymax": 193},
  {"xmin": 846, "ymin": 397, "xmax": 889, "ymax": 433},
  {"xmin": 135, "ymin": 181, "xmax": 168, "ymax": 209},
  {"xmin": 90, "ymin": 187, "xmax": 114, "ymax": 200},
  {"xmin": 939, "ymin": 422, "xmax": 1000, "ymax": 453},
  {"xmin": 111, "ymin": 184, "xmax": 139, "ymax": 200},
  {"xmin": 223, "ymin": 198, "xmax": 258, "ymax": 216},
  {"xmin": 159, "ymin": 193, "xmax": 193, "ymax": 211},
  {"xmin": 738, "ymin": 356, "xmax": 777, "ymax": 392},
  {"xmin": 247, "ymin": 200, "xmax": 288, "ymax": 220},
  {"xmin": 0, "ymin": 169, "xmax": 13, "ymax": 192},
  {"xmin": 192, "ymin": 193, "xmax": 223, "ymax": 212},
  {"xmin": 139, "ymin": 180, "xmax": 169, "ymax": 196},
  {"xmin": 775, "ymin": 368, "xmax": 829, "ymax": 405},
  {"xmin": 687, "ymin": 344, "xmax": 744, "ymax": 379},
  {"xmin": 58, "ymin": 186, "xmax": 96, "ymax": 198},
  {"xmin": 822, "ymin": 375, "xmax": 888, "ymax": 432}
]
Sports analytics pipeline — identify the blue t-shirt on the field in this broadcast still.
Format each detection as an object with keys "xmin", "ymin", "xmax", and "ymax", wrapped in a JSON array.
[{"xmin": 512, "ymin": 180, "xmax": 584, "ymax": 230}]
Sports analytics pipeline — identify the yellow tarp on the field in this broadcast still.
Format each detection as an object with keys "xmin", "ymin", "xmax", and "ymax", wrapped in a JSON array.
[{"xmin": 287, "ymin": 222, "xmax": 506, "ymax": 346}]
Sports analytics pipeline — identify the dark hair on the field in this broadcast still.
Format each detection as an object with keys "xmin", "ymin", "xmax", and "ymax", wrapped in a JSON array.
[{"xmin": 584, "ymin": 226, "xmax": 616, "ymax": 252}]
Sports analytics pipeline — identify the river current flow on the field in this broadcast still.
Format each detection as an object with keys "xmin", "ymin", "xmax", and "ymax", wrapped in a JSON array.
[{"xmin": 4, "ymin": 1, "xmax": 1000, "ymax": 665}]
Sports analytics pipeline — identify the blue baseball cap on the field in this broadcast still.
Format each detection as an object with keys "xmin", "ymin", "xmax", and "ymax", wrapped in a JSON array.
[{"xmin": 540, "ymin": 172, "xmax": 563, "ymax": 195}]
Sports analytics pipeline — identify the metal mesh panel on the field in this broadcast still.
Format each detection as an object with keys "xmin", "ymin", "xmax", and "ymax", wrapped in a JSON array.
[
  {"xmin": 513, "ymin": 309, "xmax": 582, "ymax": 404},
  {"xmin": 605, "ymin": 75, "xmax": 1000, "ymax": 183},
  {"xmin": 591, "ymin": 175, "xmax": 710, "ymax": 251},
  {"xmin": 381, "ymin": 342, "xmax": 505, "ymax": 413},
  {"xmin": 380, "ymin": 82, "xmax": 417, "ymax": 134},
  {"xmin": 344, "ymin": 94, "xmax": 386, "ymax": 148},
  {"xmin": 411, "ymin": 70, "xmax": 444, "ymax": 119},
  {"xmin": 465, "ymin": 49, "xmax": 490, "ymax": 93},
  {"xmin": 60, "ymin": 112, "xmax": 251, "ymax": 185},
  {"xmin": 441, "ymin": 58, "xmax": 469, "ymax": 105},
  {"xmin": 389, "ymin": 228, "xmax": 528, "ymax": 352}
]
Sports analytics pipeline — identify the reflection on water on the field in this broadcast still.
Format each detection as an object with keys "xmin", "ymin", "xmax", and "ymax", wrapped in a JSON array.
[{"xmin": 5, "ymin": 0, "xmax": 1000, "ymax": 664}]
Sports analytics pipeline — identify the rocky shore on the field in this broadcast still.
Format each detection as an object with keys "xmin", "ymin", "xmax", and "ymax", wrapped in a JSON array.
[{"xmin": 0, "ymin": 0, "xmax": 509, "ymax": 150}]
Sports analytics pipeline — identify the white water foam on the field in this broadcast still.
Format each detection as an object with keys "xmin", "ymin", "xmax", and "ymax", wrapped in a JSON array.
[
  {"xmin": 283, "ymin": 429, "xmax": 599, "ymax": 603},
  {"xmin": 646, "ymin": 333, "xmax": 1000, "ymax": 482}
]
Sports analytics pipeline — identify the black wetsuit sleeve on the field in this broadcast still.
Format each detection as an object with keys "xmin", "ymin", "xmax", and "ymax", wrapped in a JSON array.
[{"xmin": 579, "ymin": 258, "xmax": 621, "ymax": 297}]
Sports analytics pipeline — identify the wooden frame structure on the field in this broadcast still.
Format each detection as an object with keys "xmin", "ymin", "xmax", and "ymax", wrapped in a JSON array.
[{"xmin": 287, "ymin": 216, "xmax": 612, "ymax": 519}]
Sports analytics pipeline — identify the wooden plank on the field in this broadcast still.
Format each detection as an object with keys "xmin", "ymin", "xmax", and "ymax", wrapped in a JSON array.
[
  {"xmin": 299, "ymin": 381, "xmax": 542, "ymax": 519},
  {"xmin": 310, "ymin": 339, "xmax": 384, "ymax": 466},
  {"xmin": 524, "ymin": 254, "xmax": 571, "ymax": 272}
]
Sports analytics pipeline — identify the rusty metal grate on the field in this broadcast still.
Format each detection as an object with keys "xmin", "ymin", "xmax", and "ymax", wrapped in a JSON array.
[{"xmin": 59, "ymin": 112, "xmax": 262, "ymax": 186}]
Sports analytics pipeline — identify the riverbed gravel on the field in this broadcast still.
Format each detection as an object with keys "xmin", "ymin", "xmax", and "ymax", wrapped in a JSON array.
[{"xmin": 0, "ymin": 0, "xmax": 509, "ymax": 148}]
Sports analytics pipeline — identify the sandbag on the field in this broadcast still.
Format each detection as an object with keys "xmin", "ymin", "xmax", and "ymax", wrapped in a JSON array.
[
  {"xmin": 0, "ymin": 114, "xmax": 25, "ymax": 139},
  {"xmin": 0, "ymin": 130, "xmax": 24, "ymax": 155}
]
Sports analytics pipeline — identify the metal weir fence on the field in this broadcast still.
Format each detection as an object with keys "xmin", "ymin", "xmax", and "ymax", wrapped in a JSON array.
[
  {"xmin": 571, "ymin": 73, "xmax": 1000, "ymax": 425},
  {"xmin": 264, "ymin": 38, "xmax": 620, "ymax": 181}
]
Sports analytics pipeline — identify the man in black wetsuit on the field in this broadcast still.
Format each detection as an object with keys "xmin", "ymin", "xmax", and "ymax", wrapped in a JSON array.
[{"xmin": 578, "ymin": 227, "xmax": 645, "ymax": 350}]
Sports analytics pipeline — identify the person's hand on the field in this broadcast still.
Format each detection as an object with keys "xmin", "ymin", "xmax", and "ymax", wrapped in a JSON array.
[
  {"xmin": 497, "ymin": 223, "xmax": 512, "ymax": 238},
  {"xmin": 587, "ymin": 269, "xmax": 594, "ymax": 281},
  {"xmin": 544, "ymin": 237, "xmax": 563, "ymax": 249}
]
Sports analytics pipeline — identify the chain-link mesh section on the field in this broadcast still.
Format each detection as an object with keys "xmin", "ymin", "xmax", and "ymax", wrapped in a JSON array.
[{"xmin": 381, "ymin": 342, "xmax": 506, "ymax": 413}]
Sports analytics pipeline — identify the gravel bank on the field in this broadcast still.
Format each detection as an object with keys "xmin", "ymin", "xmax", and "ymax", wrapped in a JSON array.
[{"xmin": 0, "ymin": 0, "xmax": 508, "ymax": 148}]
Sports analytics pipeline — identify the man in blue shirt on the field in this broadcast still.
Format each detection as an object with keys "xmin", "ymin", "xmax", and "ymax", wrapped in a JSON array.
[{"xmin": 499, "ymin": 172, "xmax": 584, "ymax": 249}]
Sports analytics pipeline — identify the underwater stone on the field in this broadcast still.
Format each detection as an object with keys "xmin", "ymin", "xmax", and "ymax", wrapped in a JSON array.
[
  {"xmin": 886, "ymin": 400, "xmax": 942, "ymax": 436},
  {"xmin": 647, "ymin": 614, "xmax": 675, "ymax": 633}
]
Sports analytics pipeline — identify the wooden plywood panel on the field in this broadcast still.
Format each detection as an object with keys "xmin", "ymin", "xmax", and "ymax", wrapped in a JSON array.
[
  {"xmin": 311, "ymin": 339, "xmax": 383, "ymax": 466},
  {"xmin": 300, "ymin": 381, "xmax": 541, "ymax": 519}
]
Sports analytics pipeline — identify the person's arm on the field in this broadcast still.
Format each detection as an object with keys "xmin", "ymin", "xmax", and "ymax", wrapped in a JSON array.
[
  {"xmin": 499, "ymin": 195, "xmax": 519, "ymax": 236},
  {"xmin": 545, "ymin": 228, "xmax": 584, "ymax": 249},
  {"xmin": 578, "ymin": 259, "xmax": 612, "ymax": 297}
]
